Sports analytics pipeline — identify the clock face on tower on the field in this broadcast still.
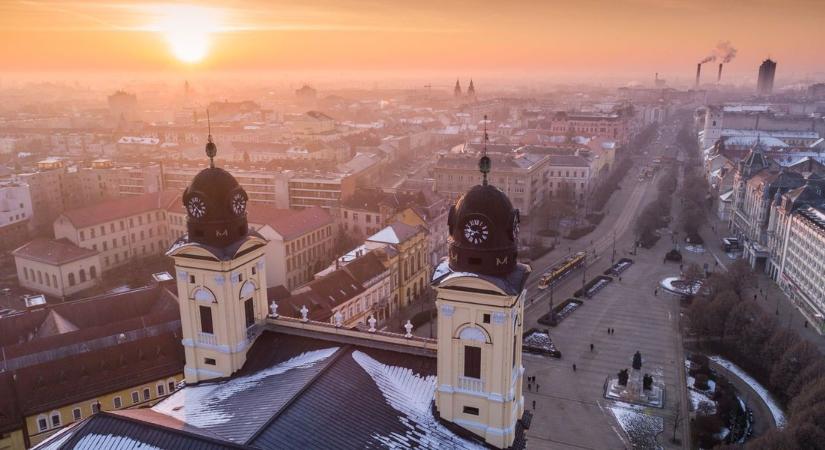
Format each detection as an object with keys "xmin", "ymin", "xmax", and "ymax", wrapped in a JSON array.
[
  {"xmin": 463, "ymin": 217, "xmax": 489, "ymax": 245},
  {"xmin": 231, "ymin": 192, "xmax": 247, "ymax": 216},
  {"xmin": 187, "ymin": 196, "xmax": 207, "ymax": 219}
]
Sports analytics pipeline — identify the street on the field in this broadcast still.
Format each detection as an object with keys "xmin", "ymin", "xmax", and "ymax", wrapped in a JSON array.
[{"xmin": 520, "ymin": 119, "xmax": 691, "ymax": 449}]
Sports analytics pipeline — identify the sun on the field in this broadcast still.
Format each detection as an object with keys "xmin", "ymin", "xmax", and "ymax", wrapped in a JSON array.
[{"xmin": 155, "ymin": 5, "xmax": 221, "ymax": 64}]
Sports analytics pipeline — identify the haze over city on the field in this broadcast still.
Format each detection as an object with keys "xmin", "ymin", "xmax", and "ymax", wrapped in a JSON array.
[
  {"xmin": 1, "ymin": 0, "xmax": 824, "ymax": 86},
  {"xmin": 1, "ymin": 2, "xmax": 825, "ymax": 450}
]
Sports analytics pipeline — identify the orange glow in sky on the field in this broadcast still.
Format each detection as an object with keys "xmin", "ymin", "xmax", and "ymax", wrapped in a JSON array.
[{"xmin": 0, "ymin": 0, "xmax": 823, "ymax": 81}]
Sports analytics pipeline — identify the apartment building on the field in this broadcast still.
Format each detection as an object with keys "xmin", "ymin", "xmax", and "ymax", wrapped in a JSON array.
[
  {"xmin": 0, "ymin": 181, "xmax": 32, "ymax": 250},
  {"xmin": 434, "ymin": 145, "xmax": 592, "ymax": 215},
  {"xmin": 163, "ymin": 166, "xmax": 290, "ymax": 207},
  {"xmin": 767, "ymin": 181, "xmax": 825, "ymax": 333},
  {"xmin": 53, "ymin": 191, "xmax": 178, "ymax": 271},
  {"xmin": 278, "ymin": 250, "xmax": 392, "ymax": 328}
]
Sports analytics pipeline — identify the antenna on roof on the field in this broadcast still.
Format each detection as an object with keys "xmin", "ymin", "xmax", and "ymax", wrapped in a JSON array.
[
  {"xmin": 479, "ymin": 114, "xmax": 491, "ymax": 185},
  {"xmin": 205, "ymin": 109, "xmax": 217, "ymax": 168}
]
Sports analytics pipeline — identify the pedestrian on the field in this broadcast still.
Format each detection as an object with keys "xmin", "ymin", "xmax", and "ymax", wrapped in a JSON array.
[
  {"xmin": 619, "ymin": 276, "xmax": 622, "ymax": 282},
  {"xmin": 654, "ymin": 288, "xmax": 658, "ymax": 296},
  {"xmin": 573, "ymin": 364, "xmax": 577, "ymax": 372},
  {"xmin": 528, "ymin": 383, "xmax": 532, "ymax": 392},
  {"xmin": 536, "ymin": 384, "xmax": 540, "ymax": 392},
  {"xmin": 754, "ymin": 294, "xmax": 757, "ymax": 301},
  {"xmin": 607, "ymin": 327, "xmax": 610, "ymax": 334},
  {"xmin": 532, "ymin": 400, "xmax": 536, "ymax": 410},
  {"xmin": 590, "ymin": 343, "xmax": 594, "ymax": 352}
]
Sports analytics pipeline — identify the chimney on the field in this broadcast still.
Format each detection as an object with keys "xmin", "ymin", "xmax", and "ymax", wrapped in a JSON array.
[
  {"xmin": 695, "ymin": 63, "xmax": 701, "ymax": 89},
  {"xmin": 717, "ymin": 63, "xmax": 723, "ymax": 83}
]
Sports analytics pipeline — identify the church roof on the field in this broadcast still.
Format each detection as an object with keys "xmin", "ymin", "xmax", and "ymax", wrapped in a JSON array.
[{"xmin": 38, "ymin": 330, "xmax": 526, "ymax": 449}]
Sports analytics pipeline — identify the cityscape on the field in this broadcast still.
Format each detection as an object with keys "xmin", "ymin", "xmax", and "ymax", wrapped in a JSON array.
[{"xmin": 1, "ymin": 1, "xmax": 825, "ymax": 449}]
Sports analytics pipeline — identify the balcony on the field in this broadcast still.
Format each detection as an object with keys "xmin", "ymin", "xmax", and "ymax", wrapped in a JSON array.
[
  {"xmin": 197, "ymin": 332, "xmax": 217, "ymax": 346},
  {"xmin": 457, "ymin": 376, "xmax": 484, "ymax": 393}
]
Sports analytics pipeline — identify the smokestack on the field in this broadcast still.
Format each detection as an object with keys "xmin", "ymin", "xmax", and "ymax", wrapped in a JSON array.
[
  {"xmin": 717, "ymin": 63, "xmax": 723, "ymax": 83},
  {"xmin": 695, "ymin": 63, "xmax": 701, "ymax": 88}
]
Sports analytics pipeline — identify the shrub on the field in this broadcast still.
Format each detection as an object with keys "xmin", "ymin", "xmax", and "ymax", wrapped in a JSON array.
[{"xmin": 567, "ymin": 225, "xmax": 596, "ymax": 240}]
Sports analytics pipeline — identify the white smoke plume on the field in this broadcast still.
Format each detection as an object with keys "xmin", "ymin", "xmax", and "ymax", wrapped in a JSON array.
[{"xmin": 714, "ymin": 41, "xmax": 737, "ymax": 63}]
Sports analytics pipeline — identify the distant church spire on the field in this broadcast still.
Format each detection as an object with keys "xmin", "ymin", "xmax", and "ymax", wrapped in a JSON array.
[
  {"xmin": 454, "ymin": 79, "xmax": 462, "ymax": 97},
  {"xmin": 467, "ymin": 78, "xmax": 476, "ymax": 98}
]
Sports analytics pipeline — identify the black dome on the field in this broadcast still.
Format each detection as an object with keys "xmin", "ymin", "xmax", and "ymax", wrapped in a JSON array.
[
  {"xmin": 448, "ymin": 183, "xmax": 519, "ymax": 276},
  {"xmin": 183, "ymin": 167, "xmax": 249, "ymax": 248}
]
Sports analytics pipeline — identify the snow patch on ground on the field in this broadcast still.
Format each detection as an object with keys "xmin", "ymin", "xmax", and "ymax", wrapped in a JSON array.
[
  {"xmin": 709, "ymin": 356, "xmax": 786, "ymax": 428},
  {"xmin": 689, "ymin": 390, "xmax": 717, "ymax": 415},
  {"xmin": 610, "ymin": 404, "xmax": 664, "ymax": 450},
  {"xmin": 153, "ymin": 347, "xmax": 339, "ymax": 427},
  {"xmin": 352, "ymin": 350, "xmax": 487, "ymax": 449}
]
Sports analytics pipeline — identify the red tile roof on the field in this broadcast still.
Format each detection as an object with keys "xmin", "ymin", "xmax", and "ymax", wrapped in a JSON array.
[
  {"xmin": 249, "ymin": 206, "xmax": 333, "ymax": 241},
  {"xmin": 60, "ymin": 190, "xmax": 179, "ymax": 229},
  {"xmin": 12, "ymin": 238, "xmax": 98, "ymax": 265}
]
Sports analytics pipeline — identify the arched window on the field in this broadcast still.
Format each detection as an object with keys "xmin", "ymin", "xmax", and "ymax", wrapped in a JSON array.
[
  {"xmin": 68, "ymin": 273, "xmax": 76, "ymax": 286},
  {"xmin": 23, "ymin": 267, "xmax": 28, "ymax": 280},
  {"xmin": 90, "ymin": 266, "xmax": 97, "ymax": 279},
  {"xmin": 79, "ymin": 269, "xmax": 86, "ymax": 283},
  {"xmin": 239, "ymin": 280, "xmax": 256, "ymax": 300},
  {"xmin": 37, "ymin": 271, "xmax": 43, "ymax": 284},
  {"xmin": 193, "ymin": 287, "xmax": 217, "ymax": 303},
  {"xmin": 36, "ymin": 414, "xmax": 48, "ymax": 432},
  {"xmin": 50, "ymin": 411, "xmax": 61, "ymax": 428}
]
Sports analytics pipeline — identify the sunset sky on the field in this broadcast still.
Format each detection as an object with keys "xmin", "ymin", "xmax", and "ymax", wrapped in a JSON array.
[{"xmin": 1, "ymin": 0, "xmax": 823, "ymax": 83}]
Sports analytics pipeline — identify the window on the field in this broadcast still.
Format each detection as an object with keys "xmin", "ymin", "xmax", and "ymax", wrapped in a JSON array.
[
  {"xmin": 90, "ymin": 229, "xmax": 95, "ymax": 238},
  {"xmin": 189, "ymin": 274, "xmax": 195, "ymax": 284},
  {"xmin": 142, "ymin": 388, "xmax": 151, "ymax": 401},
  {"xmin": 483, "ymin": 313, "xmax": 491, "ymax": 324},
  {"xmin": 168, "ymin": 381, "xmax": 176, "ymax": 393},
  {"xmin": 79, "ymin": 269, "xmax": 86, "ymax": 283},
  {"xmin": 251, "ymin": 266, "xmax": 256, "ymax": 275},
  {"xmin": 91, "ymin": 402, "xmax": 101, "ymax": 414},
  {"xmin": 68, "ymin": 273, "xmax": 76, "ymax": 286},
  {"xmin": 157, "ymin": 384, "xmax": 166, "ymax": 396},
  {"xmin": 204, "ymin": 357, "xmax": 217, "ymax": 365},
  {"xmin": 245, "ymin": 298, "xmax": 255, "ymax": 328},
  {"xmin": 199, "ymin": 306, "xmax": 214, "ymax": 334},
  {"xmin": 131, "ymin": 391, "xmax": 140, "ymax": 404},
  {"xmin": 52, "ymin": 274, "xmax": 57, "ymax": 287},
  {"xmin": 464, "ymin": 346, "xmax": 481, "ymax": 379},
  {"xmin": 113, "ymin": 396, "xmax": 122, "ymax": 409},
  {"xmin": 37, "ymin": 416, "xmax": 48, "ymax": 432},
  {"xmin": 80, "ymin": 230, "xmax": 85, "ymax": 241},
  {"xmin": 72, "ymin": 408, "xmax": 82, "ymax": 421},
  {"xmin": 50, "ymin": 411, "xmax": 61, "ymax": 428},
  {"xmin": 463, "ymin": 406, "xmax": 480, "ymax": 416}
]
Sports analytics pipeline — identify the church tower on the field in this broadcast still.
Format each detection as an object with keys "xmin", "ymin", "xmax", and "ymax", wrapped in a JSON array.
[
  {"xmin": 432, "ymin": 121, "xmax": 529, "ymax": 449},
  {"xmin": 167, "ymin": 132, "xmax": 269, "ymax": 384},
  {"xmin": 467, "ymin": 78, "xmax": 476, "ymax": 101},
  {"xmin": 454, "ymin": 79, "xmax": 462, "ymax": 97}
]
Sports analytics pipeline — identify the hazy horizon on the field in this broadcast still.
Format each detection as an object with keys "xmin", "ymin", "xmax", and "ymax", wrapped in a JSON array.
[{"xmin": 2, "ymin": 0, "xmax": 824, "ymax": 89}]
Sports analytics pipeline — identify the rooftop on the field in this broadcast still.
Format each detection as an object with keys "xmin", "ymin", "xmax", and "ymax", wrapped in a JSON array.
[
  {"xmin": 12, "ymin": 238, "xmax": 98, "ymax": 266},
  {"xmin": 60, "ymin": 190, "xmax": 178, "ymax": 229}
]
